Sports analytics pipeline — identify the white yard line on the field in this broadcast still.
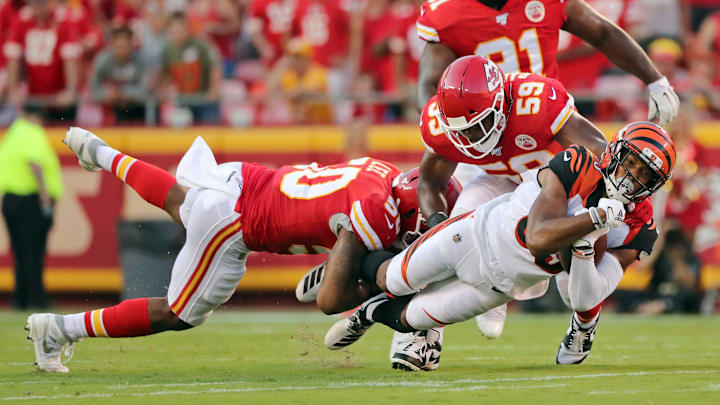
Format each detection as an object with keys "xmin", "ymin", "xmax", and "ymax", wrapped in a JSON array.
[{"xmin": 1, "ymin": 369, "xmax": 716, "ymax": 401}]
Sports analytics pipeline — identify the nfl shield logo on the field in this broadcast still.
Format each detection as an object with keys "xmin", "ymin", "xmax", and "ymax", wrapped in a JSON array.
[{"xmin": 453, "ymin": 234, "xmax": 462, "ymax": 243}]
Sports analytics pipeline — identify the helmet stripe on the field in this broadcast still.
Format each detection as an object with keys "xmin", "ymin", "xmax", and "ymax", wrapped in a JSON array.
[{"xmin": 625, "ymin": 136, "xmax": 673, "ymax": 174}]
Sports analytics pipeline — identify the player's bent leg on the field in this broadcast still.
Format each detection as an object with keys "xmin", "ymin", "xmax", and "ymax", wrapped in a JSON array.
[
  {"xmin": 25, "ymin": 297, "xmax": 180, "ymax": 373},
  {"xmin": 384, "ymin": 211, "xmax": 476, "ymax": 297},
  {"xmin": 167, "ymin": 189, "xmax": 249, "ymax": 326},
  {"xmin": 391, "ymin": 277, "xmax": 511, "ymax": 371},
  {"xmin": 475, "ymin": 304, "xmax": 507, "ymax": 339},
  {"xmin": 450, "ymin": 173, "xmax": 517, "ymax": 218},
  {"xmin": 64, "ymin": 127, "xmax": 182, "ymax": 225}
]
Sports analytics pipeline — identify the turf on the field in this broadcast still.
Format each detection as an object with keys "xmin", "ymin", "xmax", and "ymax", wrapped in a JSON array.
[{"xmin": 0, "ymin": 310, "xmax": 718, "ymax": 404}]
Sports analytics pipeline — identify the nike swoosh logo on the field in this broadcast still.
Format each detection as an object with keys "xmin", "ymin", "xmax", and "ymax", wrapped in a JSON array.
[
  {"xmin": 549, "ymin": 87, "xmax": 557, "ymax": 100},
  {"xmin": 564, "ymin": 151, "xmax": 571, "ymax": 161},
  {"xmin": 385, "ymin": 215, "xmax": 395, "ymax": 229}
]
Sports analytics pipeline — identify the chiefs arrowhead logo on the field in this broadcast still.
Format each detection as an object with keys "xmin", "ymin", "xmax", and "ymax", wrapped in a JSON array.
[{"xmin": 484, "ymin": 61, "xmax": 502, "ymax": 92}]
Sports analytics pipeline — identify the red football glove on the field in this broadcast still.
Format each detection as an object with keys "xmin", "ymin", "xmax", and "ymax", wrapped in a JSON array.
[{"xmin": 624, "ymin": 199, "xmax": 653, "ymax": 228}]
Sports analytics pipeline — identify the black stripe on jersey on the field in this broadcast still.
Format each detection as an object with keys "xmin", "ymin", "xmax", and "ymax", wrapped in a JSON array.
[
  {"xmin": 615, "ymin": 220, "xmax": 659, "ymax": 258},
  {"xmin": 585, "ymin": 178, "xmax": 605, "ymax": 208},
  {"xmin": 627, "ymin": 136, "xmax": 673, "ymax": 169},
  {"xmin": 547, "ymin": 145, "xmax": 588, "ymax": 196}
]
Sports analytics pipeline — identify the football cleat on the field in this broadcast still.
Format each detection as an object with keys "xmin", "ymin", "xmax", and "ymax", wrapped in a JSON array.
[
  {"xmin": 295, "ymin": 262, "xmax": 325, "ymax": 303},
  {"xmin": 26, "ymin": 314, "xmax": 76, "ymax": 373},
  {"xmin": 324, "ymin": 294, "xmax": 387, "ymax": 350},
  {"xmin": 475, "ymin": 303, "xmax": 507, "ymax": 339},
  {"xmin": 556, "ymin": 314, "xmax": 598, "ymax": 365},
  {"xmin": 388, "ymin": 331, "xmax": 414, "ymax": 361},
  {"xmin": 64, "ymin": 127, "xmax": 107, "ymax": 172},
  {"xmin": 391, "ymin": 328, "xmax": 443, "ymax": 371}
]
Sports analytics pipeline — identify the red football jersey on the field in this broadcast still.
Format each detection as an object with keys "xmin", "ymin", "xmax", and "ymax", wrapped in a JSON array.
[
  {"xmin": 3, "ymin": 7, "xmax": 80, "ymax": 95},
  {"xmin": 237, "ymin": 157, "xmax": 402, "ymax": 254},
  {"xmin": 416, "ymin": 0, "xmax": 568, "ymax": 78},
  {"xmin": 420, "ymin": 72, "xmax": 574, "ymax": 183},
  {"xmin": 293, "ymin": 0, "xmax": 350, "ymax": 68},
  {"xmin": 247, "ymin": 0, "xmax": 296, "ymax": 65}
]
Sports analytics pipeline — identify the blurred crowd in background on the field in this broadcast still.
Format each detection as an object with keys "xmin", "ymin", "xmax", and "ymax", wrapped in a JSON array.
[
  {"xmin": 0, "ymin": 0, "xmax": 719, "ymax": 128},
  {"xmin": 0, "ymin": 0, "xmax": 719, "ymax": 312}
]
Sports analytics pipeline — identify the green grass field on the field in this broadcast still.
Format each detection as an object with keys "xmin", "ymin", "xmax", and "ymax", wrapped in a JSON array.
[{"xmin": 0, "ymin": 310, "xmax": 718, "ymax": 404}]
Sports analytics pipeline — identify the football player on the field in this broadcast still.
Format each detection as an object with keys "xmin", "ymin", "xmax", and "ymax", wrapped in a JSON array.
[
  {"xmin": 385, "ymin": 54, "xmax": 611, "ymax": 368},
  {"xmin": 24, "ymin": 127, "xmax": 459, "ymax": 373},
  {"xmin": 416, "ymin": 0, "xmax": 680, "ymax": 127},
  {"xmin": 415, "ymin": 0, "xmax": 680, "ymax": 343},
  {"xmin": 324, "ymin": 122, "xmax": 675, "ymax": 370}
]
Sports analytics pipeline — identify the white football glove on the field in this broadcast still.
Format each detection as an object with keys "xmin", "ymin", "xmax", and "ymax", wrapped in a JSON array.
[
  {"xmin": 597, "ymin": 197, "xmax": 626, "ymax": 228},
  {"xmin": 648, "ymin": 76, "xmax": 680, "ymax": 127},
  {"xmin": 573, "ymin": 208, "xmax": 610, "ymax": 252}
]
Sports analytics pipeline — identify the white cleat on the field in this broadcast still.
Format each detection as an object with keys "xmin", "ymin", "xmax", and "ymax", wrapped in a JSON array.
[
  {"xmin": 388, "ymin": 331, "xmax": 414, "ymax": 361},
  {"xmin": 295, "ymin": 262, "xmax": 325, "ymax": 303},
  {"xmin": 390, "ymin": 328, "xmax": 443, "ymax": 372},
  {"xmin": 556, "ymin": 314, "xmax": 598, "ymax": 365},
  {"xmin": 26, "ymin": 313, "xmax": 76, "ymax": 373},
  {"xmin": 64, "ymin": 127, "xmax": 107, "ymax": 172},
  {"xmin": 475, "ymin": 303, "xmax": 507, "ymax": 339}
]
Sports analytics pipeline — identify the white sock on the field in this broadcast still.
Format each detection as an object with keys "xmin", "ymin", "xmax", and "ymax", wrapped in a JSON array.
[
  {"xmin": 62, "ymin": 313, "xmax": 90, "ymax": 341},
  {"xmin": 575, "ymin": 313, "xmax": 598, "ymax": 329},
  {"xmin": 95, "ymin": 145, "xmax": 121, "ymax": 172}
]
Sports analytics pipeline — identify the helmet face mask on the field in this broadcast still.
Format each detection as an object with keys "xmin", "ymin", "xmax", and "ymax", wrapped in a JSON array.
[
  {"xmin": 441, "ymin": 90, "xmax": 506, "ymax": 160},
  {"xmin": 600, "ymin": 122, "xmax": 676, "ymax": 204},
  {"xmin": 391, "ymin": 167, "xmax": 462, "ymax": 249},
  {"xmin": 437, "ymin": 56, "xmax": 508, "ymax": 160}
]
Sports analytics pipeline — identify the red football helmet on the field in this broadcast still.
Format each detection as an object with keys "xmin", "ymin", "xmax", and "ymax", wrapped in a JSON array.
[
  {"xmin": 599, "ymin": 121, "xmax": 676, "ymax": 203},
  {"xmin": 392, "ymin": 167, "xmax": 462, "ymax": 249},
  {"xmin": 436, "ymin": 55, "xmax": 508, "ymax": 160}
]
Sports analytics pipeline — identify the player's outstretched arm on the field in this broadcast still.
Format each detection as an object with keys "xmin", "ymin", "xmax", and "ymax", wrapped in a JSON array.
[
  {"xmin": 553, "ymin": 111, "xmax": 607, "ymax": 158},
  {"xmin": 418, "ymin": 150, "xmax": 457, "ymax": 226},
  {"xmin": 316, "ymin": 228, "xmax": 373, "ymax": 315},
  {"xmin": 525, "ymin": 169, "xmax": 599, "ymax": 256},
  {"xmin": 417, "ymin": 42, "xmax": 457, "ymax": 111},
  {"xmin": 563, "ymin": 0, "xmax": 679, "ymax": 126},
  {"xmin": 563, "ymin": 0, "xmax": 661, "ymax": 86}
]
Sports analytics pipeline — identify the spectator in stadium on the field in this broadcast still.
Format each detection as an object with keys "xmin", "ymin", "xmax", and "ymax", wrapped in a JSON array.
[
  {"xmin": 4, "ymin": 0, "xmax": 81, "ymax": 122},
  {"xmin": 90, "ymin": 25, "xmax": 151, "ymax": 124},
  {"xmin": 161, "ymin": 11, "xmax": 222, "ymax": 125},
  {"xmin": 265, "ymin": 37, "xmax": 331, "ymax": 124},
  {"xmin": 692, "ymin": 10, "xmax": 720, "ymax": 116},
  {"xmin": 187, "ymin": 0, "xmax": 242, "ymax": 77},
  {"xmin": 247, "ymin": 0, "xmax": 295, "ymax": 67},
  {"xmin": 0, "ymin": 112, "xmax": 62, "ymax": 310}
]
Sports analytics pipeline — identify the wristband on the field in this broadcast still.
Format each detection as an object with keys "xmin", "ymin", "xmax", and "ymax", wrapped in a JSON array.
[
  {"xmin": 426, "ymin": 212, "xmax": 449, "ymax": 229},
  {"xmin": 588, "ymin": 207, "xmax": 604, "ymax": 230}
]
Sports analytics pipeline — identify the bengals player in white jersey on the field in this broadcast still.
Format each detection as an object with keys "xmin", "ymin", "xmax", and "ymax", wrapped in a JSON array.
[
  {"xmin": 411, "ymin": 0, "xmax": 678, "ymax": 346},
  {"xmin": 382, "ymin": 54, "xmax": 608, "ymax": 367},
  {"xmin": 325, "ymin": 122, "xmax": 675, "ymax": 370},
  {"xmin": 24, "ymin": 128, "xmax": 460, "ymax": 373}
]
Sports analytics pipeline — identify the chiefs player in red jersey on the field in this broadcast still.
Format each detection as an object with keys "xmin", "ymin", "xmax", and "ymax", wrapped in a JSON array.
[
  {"xmin": 415, "ymin": 0, "xmax": 679, "ymax": 127},
  {"xmin": 24, "ymin": 127, "xmax": 460, "ymax": 373}
]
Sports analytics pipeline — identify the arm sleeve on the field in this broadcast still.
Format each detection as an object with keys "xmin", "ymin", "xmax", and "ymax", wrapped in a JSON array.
[
  {"xmin": 568, "ymin": 252, "xmax": 624, "ymax": 312},
  {"xmin": 545, "ymin": 78, "xmax": 575, "ymax": 135},
  {"xmin": 616, "ymin": 220, "xmax": 659, "ymax": 259},
  {"xmin": 416, "ymin": 2, "xmax": 440, "ymax": 42},
  {"xmin": 349, "ymin": 195, "xmax": 400, "ymax": 251}
]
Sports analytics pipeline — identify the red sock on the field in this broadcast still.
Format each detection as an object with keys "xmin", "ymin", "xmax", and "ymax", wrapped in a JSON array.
[
  {"xmin": 83, "ymin": 298, "xmax": 153, "ymax": 337},
  {"xmin": 576, "ymin": 302, "xmax": 603, "ymax": 323},
  {"xmin": 111, "ymin": 154, "xmax": 177, "ymax": 209}
]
